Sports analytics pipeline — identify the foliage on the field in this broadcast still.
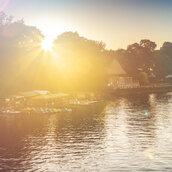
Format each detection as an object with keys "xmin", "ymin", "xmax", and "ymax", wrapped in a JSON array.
[
  {"xmin": 137, "ymin": 72, "xmax": 149, "ymax": 85},
  {"xmin": 53, "ymin": 32, "xmax": 108, "ymax": 91},
  {"xmin": 117, "ymin": 39, "xmax": 172, "ymax": 81},
  {"xmin": 0, "ymin": 12, "xmax": 172, "ymax": 95}
]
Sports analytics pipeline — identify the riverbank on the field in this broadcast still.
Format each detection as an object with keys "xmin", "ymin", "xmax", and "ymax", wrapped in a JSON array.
[
  {"xmin": 104, "ymin": 84, "xmax": 172, "ymax": 97},
  {"xmin": 1, "ymin": 84, "xmax": 172, "ymax": 115}
]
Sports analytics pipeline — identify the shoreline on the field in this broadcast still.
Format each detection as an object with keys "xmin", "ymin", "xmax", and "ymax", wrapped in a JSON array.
[{"xmin": 104, "ymin": 85, "xmax": 172, "ymax": 97}]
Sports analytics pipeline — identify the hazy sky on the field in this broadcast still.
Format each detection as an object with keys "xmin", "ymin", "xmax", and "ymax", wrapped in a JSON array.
[{"xmin": 3, "ymin": 0, "xmax": 172, "ymax": 50}]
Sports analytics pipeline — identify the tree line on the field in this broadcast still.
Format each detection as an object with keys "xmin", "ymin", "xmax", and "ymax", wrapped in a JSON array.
[{"xmin": 0, "ymin": 12, "xmax": 172, "ymax": 95}]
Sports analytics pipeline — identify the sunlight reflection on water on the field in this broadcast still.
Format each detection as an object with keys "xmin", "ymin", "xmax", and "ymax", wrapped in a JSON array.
[{"xmin": 0, "ymin": 93, "xmax": 172, "ymax": 171}]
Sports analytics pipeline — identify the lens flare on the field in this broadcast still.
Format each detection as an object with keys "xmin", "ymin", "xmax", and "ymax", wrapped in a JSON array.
[{"xmin": 0, "ymin": 0, "xmax": 10, "ymax": 12}]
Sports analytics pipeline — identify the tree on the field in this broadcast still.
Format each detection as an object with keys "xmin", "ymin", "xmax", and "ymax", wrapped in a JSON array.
[
  {"xmin": 137, "ymin": 72, "xmax": 149, "ymax": 85},
  {"xmin": 154, "ymin": 43, "xmax": 172, "ymax": 78},
  {"xmin": 53, "ymin": 32, "xmax": 108, "ymax": 91},
  {"xmin": 140, "ymin": 39, "xmax": 157, "ymax": 52},
  {"xmin": 0, "ymin": 13, "xmax": 44, "ymax": 95},
  {"xmin": 160, "ymin": 42, "xmax": 172, "ymax": 58},
  {"xmin": 124, "ymin": 40, "xmax": 157, "ymax": 75}
]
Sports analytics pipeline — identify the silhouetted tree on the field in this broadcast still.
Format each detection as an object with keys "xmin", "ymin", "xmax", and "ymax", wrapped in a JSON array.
[
  {"xmin": 53, "ymin": 32, "xmax": 108, "ymax": 91},
  {"xmin": 160, "ymin": 42, "xmax": 172, "ymax": 58},
  {"xmin": 0, "ymin": 12, "xmax": 44, "ymax": 95},
  {"xmin": 1, "ymin": 12, "xmax": 172, "ymax": 95}
]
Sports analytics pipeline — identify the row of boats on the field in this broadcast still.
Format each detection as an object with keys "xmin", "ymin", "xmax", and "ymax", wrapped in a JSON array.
[{"xmin": 0, "ymin": 90, "xmax": 100, "ymax": 115}]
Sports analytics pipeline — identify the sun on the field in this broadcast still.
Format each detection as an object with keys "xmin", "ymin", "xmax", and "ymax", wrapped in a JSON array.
[{"xmin": 41, "ymin": 38, "xmax": 53, "ymax": 51}]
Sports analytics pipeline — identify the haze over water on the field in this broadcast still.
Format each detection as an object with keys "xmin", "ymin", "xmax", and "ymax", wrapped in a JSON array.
[{"xmin": 1, "ymin": 93, "xmax": 172, "ymax": 171}]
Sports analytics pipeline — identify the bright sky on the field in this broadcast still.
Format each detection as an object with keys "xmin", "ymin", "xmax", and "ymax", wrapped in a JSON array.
[{"xmin": 3, "ymin": 0, "xmax": 172, "ymax": 50}]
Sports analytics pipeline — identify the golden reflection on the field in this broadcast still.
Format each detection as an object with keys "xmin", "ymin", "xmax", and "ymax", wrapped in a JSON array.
[
  {"xmin": 149, "ymin": 94, "xmax": 156, "ymax": 107},
  {"xmin": 144, "ymin": 148, "xmax": 155, "ymax": 160}
]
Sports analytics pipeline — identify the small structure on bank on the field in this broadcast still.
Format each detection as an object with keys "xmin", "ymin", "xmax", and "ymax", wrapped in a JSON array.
[
  {"xmin": 166, "ymin": 75, "xmax": 172, "ymax": 83},
  {"xmin": 107, "ymin": 59, "xmax": 140, "ymax": 89}
]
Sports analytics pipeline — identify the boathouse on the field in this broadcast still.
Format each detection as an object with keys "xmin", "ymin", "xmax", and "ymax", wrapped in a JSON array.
[{"xmin": 107, "ymin": 59, "xmax": 140, "ymax": 89}]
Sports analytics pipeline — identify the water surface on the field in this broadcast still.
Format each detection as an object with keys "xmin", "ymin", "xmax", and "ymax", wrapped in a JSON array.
[{"xmin": 1, "ymin": 93, "xmax": 172, "ymax": 171}]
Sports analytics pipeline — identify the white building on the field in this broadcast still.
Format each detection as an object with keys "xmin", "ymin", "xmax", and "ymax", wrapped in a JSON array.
[{"xmin": 107, "ymin": 59, "xmax": 140, "ymax": 89}]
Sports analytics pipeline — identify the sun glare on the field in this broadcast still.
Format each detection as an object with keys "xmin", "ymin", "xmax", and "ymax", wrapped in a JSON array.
[{"xmin": 41, "ymin": 38, "xmax": 53, "ymax": 51}]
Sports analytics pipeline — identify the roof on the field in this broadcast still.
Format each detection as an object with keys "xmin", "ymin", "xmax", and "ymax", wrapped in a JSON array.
[{"xmin": 107, "ymin": 59, "xmax": 126, "ymax": 75}]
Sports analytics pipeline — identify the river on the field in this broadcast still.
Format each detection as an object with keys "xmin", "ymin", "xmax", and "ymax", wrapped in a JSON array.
[{"xmin": 1, "ymin": 93, "xmax": 172, "ymax": 171}]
